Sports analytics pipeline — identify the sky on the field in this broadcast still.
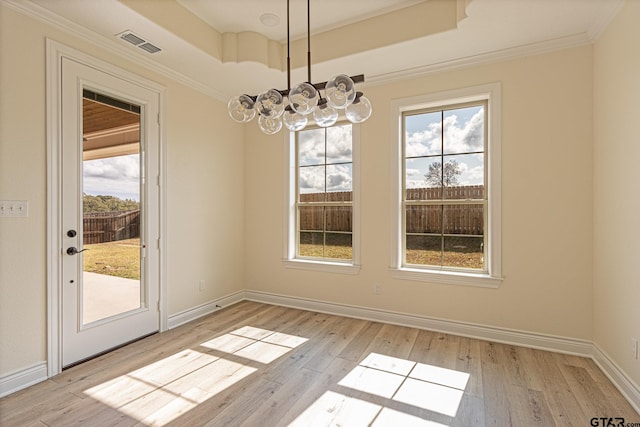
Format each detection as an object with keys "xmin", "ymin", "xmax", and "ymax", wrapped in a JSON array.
[
  {"xmin": 298, "ymin": 124, "xmax": 353, "ymax": 194},
  {"xmin": 83, "ymin": 153, "xmax": 140, "ymax": 201},
  {"xmin": 80, "ymin": 109, "xmax": 482, "ymax": 202},
  {"xmin": 405, "ymin": 106, "xmax": 485, "ymax": 189}
]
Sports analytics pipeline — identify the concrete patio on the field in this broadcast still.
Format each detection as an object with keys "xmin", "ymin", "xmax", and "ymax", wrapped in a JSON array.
[{"xmin": 82, "ymin": 271, "xmax": 140, "ymax": 324}]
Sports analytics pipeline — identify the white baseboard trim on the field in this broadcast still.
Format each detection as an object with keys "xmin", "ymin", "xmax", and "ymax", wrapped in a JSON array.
[
  {"xmin": 4, "ymin": 291, "xmax": 638, "ymax": 415},
  {"xmin": 0, "ymin": 362, "xmax": 47, "ymax": 398},
  {"xmin": 167, "ymin": 290, "xmax": 246, "ymax": 329},
  {"xmin": 592, "ymin": 344, "xmax": 640, "ymax": 414},
  {"xmin": 245, "ymin": 290, "xmax": 640, "ymax": 414},
  {"xmin": 244, "ymin": 290, "xmax": 593, "ymax": 356}
]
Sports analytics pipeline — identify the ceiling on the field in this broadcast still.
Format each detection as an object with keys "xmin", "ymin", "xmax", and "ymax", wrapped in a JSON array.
[
  {"xmin": 176, "ymin": 0, "xmax": 426, "ymax": 41},
  {"xmin": 12, "ymin": 0, "xmax": 623, "ymax": 100}
]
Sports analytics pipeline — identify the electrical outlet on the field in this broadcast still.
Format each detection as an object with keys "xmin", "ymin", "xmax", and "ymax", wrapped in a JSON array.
[
  {"xmin": 632, "ymin": 338, "xmax": 638, "ymax": 360},
  {"xmin": 199, "ymin": 279, "xmax": 205, "ymax": 291},
  {"xmin": 0, "ymin": 200, "xmax": 28, "ymax": 217},
  {"xmin": 373, "ymin": 283, "xmax": 382, "ymax": 295}
]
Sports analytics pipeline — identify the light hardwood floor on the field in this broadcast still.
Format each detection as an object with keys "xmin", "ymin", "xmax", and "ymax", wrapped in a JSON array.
[{"xmin": 1, "ymin": 301, "xmax": 638, "ymax": 426}]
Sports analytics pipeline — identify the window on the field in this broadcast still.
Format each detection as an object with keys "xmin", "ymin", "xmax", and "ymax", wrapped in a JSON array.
[
  {"xmin": 284, "ymin": 123, "xmax": 360, "ymax": 274},
  {"xmin": 391, "ymin": 84, "xmax": 502, "ymax": 287}
]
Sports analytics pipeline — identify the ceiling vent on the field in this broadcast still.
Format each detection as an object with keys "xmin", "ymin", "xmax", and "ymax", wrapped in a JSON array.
[{"xmin": 117, "ymin": 30, "xmax": 162, "ymax": 54}]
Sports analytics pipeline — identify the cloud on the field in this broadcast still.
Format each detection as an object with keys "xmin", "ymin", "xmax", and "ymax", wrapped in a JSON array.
[
  {"xmin": 406, "ymin": 107, "xmax": 484, "ymax": 157},
  {"xmin": 406, "ymin": 168, "xmax": 423, "ymax": 178},
  {"xmin": 299, "ymin": 124, "xmax": 353, "ymax": 165},
  {"xmin": 327, "ymin": 164, "xmax": 352, "ymax": 192},
  {"xmin": 442, "ymin": 109, "xmax": 484, "ymax": 153},
  {"xmin": 326, "ymin": 125, "xmax": 352, "ymax": 163},
  {"xmin": 299, "ymin": 166, "xmax": 324, "ymax": 193},
  {"xmin": 83, "ymin": 154, "xmax": 140, "ymax": 200},
  {"xmin": 299, "ymin": 164, "xmax": 353, "ymax": 193},
  {"xmin": 458, "ymin": 164, "xmax": 484, "ymax": 186}
]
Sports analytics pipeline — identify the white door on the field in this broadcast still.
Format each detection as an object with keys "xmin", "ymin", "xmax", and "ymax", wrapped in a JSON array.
[{"xmin": 61, "ymin": 57, "xmax": 160, "ymax": 367}]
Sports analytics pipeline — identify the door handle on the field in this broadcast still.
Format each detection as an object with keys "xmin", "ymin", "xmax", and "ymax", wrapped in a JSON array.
[{"xmin": 66, "ymin": 247, "xmax": 88, "ymax": 256}]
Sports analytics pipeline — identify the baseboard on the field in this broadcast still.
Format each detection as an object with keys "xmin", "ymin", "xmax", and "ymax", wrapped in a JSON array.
[
  {"xmin": 0, "ymin": 362, "xmax": 47, "ymax": 398},
  {"xmin": 244, "ymin": 290, "xmax": 593, "ymax": 356},
  {"xmin": 167, "ymin": 290, "xmax": 246, "ymax": 329},
  {"xmin": 4, "ymin": 290, "xmax": 638, "ymax": 414},
  {"xmin": 592, "ymin": 344, "xmax": 640, "ymax": 414},
  {"xmin": 245, "ymin": 290, "xmax": 640, "ymax": 414}
]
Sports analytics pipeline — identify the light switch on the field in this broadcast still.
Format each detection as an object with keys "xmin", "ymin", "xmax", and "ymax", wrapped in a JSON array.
[{"xmin": 0, "ymin": 200, "xmax": 28, "ymax": 217}]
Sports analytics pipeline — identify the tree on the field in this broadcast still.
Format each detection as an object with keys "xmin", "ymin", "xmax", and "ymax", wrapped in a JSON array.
[
  {"xmin": 424, "ymin": 159, "xmax": 461, "ymax": 187},
  {"xmin": 83, "ymin": 193, "xmax": 140, "ymax": 213}
]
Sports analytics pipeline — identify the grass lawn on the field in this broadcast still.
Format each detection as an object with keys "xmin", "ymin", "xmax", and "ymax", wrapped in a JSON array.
[
  {"xmin": 300, "ymin": 244, "xmax": 483, "ymax": 269},
  {"xmin": 85, "ymin": 238, "xmax": 481, "ymax": 280},
  {"xmin": 83, "ymin": 238, "xmax": 141, "ymax": 280}
]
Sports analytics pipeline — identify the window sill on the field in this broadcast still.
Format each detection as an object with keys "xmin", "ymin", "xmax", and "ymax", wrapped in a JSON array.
[
  {"xmin": 283, "ymin": 259, "xmax": 361, "ymax": 275},
  {"xmin": 390, "ymin": 267, "xmax": 503, "ymax": 288}
]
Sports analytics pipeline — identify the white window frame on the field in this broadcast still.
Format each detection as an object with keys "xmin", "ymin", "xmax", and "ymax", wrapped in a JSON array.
[
  {"xmin": 390, "ymin": 83, "xmax": 503, "ymax": 288},
  {"xmin": 283, "ymin": 123, "xmax": 361, "ymax": 274}
]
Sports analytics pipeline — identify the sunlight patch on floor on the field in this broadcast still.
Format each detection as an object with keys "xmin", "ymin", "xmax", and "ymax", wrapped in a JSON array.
[
  {"xmin": 373, "ymin": 408, "xmax": 450, "ymax": 426},
  {"xmin": 292, "ymin": 352, "xmax": 470, "ymax": 425},
  {"xmin": 84, "ymin": 326, "xmax": 308, "ymax": 425},
  {"xmin": 289, "ymin": 391, "xmax": 382, "ymax": 427}
]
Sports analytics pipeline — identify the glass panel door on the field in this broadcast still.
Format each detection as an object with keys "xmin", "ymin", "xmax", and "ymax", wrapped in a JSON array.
[{"xmin": 81, "ymin": 91, "xmax": 143, "ymax": 324}]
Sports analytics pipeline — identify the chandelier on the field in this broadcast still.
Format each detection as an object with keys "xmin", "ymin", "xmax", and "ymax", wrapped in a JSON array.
[{"xmin": 227, "ymin": 0, "xmax": 372, "ymax": 134}]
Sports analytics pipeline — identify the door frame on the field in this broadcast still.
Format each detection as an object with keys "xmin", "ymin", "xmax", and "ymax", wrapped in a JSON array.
[{"xmin": 46, "ymin": 39, "xmax": 168, "ymax": 376}]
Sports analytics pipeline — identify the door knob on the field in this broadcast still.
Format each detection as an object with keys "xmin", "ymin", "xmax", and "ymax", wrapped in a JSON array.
[{"xmin": 66, "ymin": 247, "xmax": 88, "ymax": 255}]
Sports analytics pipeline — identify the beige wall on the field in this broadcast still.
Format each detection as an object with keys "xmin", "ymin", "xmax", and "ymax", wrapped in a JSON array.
[
  {"xmin": 593, "ymin": 0, "xmax": 640, "ymax": 386},
  {"xmin": 245, "ymin": 46, "xmax": 594, "ymax": 340},
  {"xmin": 0, "ymin": 5, "xmax": 246, "ymax": 375},
  {"xmin": 2, "ymin": 0, "xmax": 638, "ymax": 397}
]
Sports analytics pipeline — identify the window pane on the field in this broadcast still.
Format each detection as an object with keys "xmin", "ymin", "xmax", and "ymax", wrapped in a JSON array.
[
  {"xmin": 326, "ymin": 163, "xmax": 352, "ymax": 193},
  {"xmin": 299, "ymin": 128, "xmax": 325, "ymax": 166},
  {"xmin": 405, "ymin": 111, "xmax": 442, "ymax": 157},
  {"xmin": 441, "ymin": 153, "xmax": 484, "ymax": 199},
  {"xmin": 406, "ymin": 157, "xmax": 443, "ymax": 200},
  {"xmin": 299, "ymin": 206, "xmax": 323, "ymax": 231},
  {"xmin": 443, "ymin": 236, "xmax": 484, "ymax": 269},
  {"xmin": 325, "ymin": 206, "xmax": 352, "ymax": 233},
  {"xmin": 296, "ymin": 124, "xmax": 354, "ymax": 263},
  {"xmin": 326, "ymin": 233, "xmax": 352, "ymax": 260},
  {"xmin": 299, "ymin": 165, "xmax": 325, "ymax": 196},
  {"xmin": 443, "ymin": 204, "xmax": 484, "ymax": 236},
  {"xmin": 406, "ymin": 235, "xmax": 441, "ymax": 266},
  {"xmin": 326, "ymin": 124, "xmax": 352, "ymax": 164},
  {"xmin": 405, "ymin": 205, "xmax": 442, "ymax": 234},
  {"xmin": 443, "ymin": 105, "xmax": 484, "ymax": 155},
  {"xmin": 443, "ymin": 204, "xmax": 484, "ymax": 269},
  {"xmin": 299, "ymin": 231, "xmax": 323, "ymax": 257}
]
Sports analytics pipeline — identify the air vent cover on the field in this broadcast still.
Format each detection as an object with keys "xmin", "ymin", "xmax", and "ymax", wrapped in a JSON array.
[
  {"xmin": 120, "ymin": 32, "xmax": 145, "ymax": 46},
  {"xmin": 138, "ymin": 43, "xmax": 161, "ymax": 54},
  {"xmin": 116, "ymin": 31, "xmax": 162, "ymax": 54}
]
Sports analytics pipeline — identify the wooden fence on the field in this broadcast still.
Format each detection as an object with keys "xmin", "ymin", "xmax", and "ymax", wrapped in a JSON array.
[
  {"xmin": 299, "ymin": 185, "xmax": 484, "ymax": 235},
  {"xmin": 83, "ymin": 210, "xmax": 140, "ymax": 244}
]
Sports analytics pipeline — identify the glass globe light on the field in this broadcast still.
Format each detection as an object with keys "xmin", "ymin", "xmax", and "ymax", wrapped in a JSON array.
[
  {"xmin": 258, "ymin": 114, "xmax": 283, "ymax": 135},
  {"xmin": 288, "ymin": 82, "xmax": 319, "ymax": 115},
  {"xmin": 283, "ymin": 107, "xmax": 308, "ymax": 131},
  {"xmin": 325, "ymin": 74, "xmax": 356, "ymax": 109},
  {"xmin": 227, "ymin": 95, "xmax": 256, "ymax": 123},
  {"xmin": 313, "ymin": 100, "xmax": 339, "ymax": 128},
  {"xmin": 345, "ymin": 93, "xmax": 372, "ymax": 124},
  {"xmin": 256, "ymin": 89, "xmax": 285, "ymax": 118}
]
